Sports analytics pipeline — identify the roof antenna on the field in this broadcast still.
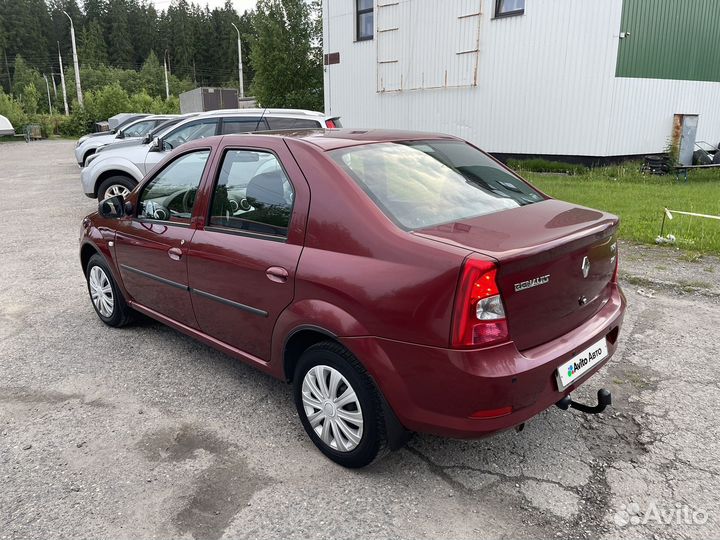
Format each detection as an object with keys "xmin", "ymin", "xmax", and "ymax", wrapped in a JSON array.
[{"xmin": 254, "ymin": 107, "xmax": 269, "ymax": 132}]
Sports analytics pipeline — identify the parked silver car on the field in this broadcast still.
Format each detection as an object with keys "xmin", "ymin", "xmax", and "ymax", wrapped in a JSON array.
[
  {"xmin": 80, "ymin": 109, "xmax": 341, "ymax": 200},
  {"xmin": 74, "ymin": 115, "xmax": 178, "ymax": 167}
]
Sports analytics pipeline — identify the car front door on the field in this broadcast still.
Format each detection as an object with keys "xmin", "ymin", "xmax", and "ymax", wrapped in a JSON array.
[
  {"xmin": 187, "ymin": 139, "xmax": 310, "ymax": 361},
  {"xmin": 143, "ymin": 118, "xmax": 219, "ymax": 175},
  {"xmin": 114, "ymin": 148, "xmax": 213, "ymax": 328}
]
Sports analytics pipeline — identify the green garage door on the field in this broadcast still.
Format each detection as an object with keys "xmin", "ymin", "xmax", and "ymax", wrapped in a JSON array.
[{"xmin": 616, "ymin": 0, "xmax": 720, "ymax": 82}]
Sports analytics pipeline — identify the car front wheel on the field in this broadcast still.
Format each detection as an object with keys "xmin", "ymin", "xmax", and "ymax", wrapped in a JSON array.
[
  {"xmin": 98, "ymin": 176, "xmax": 136, "ymax": 200},
  {"xmin": 293, "ymin": 341, "xmax": 388, "ymax": 468},
  {"xmin": 86, "ymin": 254, "xmax": 133, "ymax": 327}
]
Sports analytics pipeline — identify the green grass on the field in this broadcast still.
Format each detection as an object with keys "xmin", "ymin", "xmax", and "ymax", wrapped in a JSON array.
[
  {"xmin": 521, "ymin": 164, "xmax": 720, "ymax": 254},
  {"xmin": 507, "ymin": 158, "xmax": 588, "ymax": 176}
]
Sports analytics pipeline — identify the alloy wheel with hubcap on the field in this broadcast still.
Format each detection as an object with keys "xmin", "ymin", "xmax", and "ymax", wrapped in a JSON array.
[
  {"xmin": 301, "ymin": 365, "xmax": 364, "ymax": 452},
  {"xmin": 85, "ymin": 254, "xmax": 133, "ymax": 328},
  {"xmin": 89, "ymin": 265, "xmax": 114, "ymax": 317},
  {"xmin": 293, "ymin": 341, "xmax": 388, "ymax": 468},
  {"xmin": 104, "ymin": 184, "xmax": 131, "ymax": 199}
]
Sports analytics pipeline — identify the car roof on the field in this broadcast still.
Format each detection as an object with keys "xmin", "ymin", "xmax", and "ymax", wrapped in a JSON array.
[
  {"xmin": 218, "ymin": 129, "xmax": 458, "ymax": 151},
  {"xmin": 196, "ymin": 108, "xmax": 328, "ymax": 119},
  {"xmin": 153, "ymin": 109, "xmax": 331, "ymax": 139},
  {"xmin": 121, "ymin": 114, "xmax": 176, "ymax": 128}
]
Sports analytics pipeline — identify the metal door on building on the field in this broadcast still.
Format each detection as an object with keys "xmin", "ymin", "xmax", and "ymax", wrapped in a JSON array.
[{"xmin": 674, "ymin": 114, "xmax": 699, "ymax": 166}]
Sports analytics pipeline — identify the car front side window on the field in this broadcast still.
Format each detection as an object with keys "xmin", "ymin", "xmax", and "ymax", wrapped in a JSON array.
[
  {"xmin": 122, "ymin": 120, "xmax": 155, "ymax": 138},
  {"xmin": 163, "ymin": 120, "xmax": 218, "ymax": 151},
  {"xmin": 138, "ymin": 150, "xmax": 211, "ymax": 224},
  {"xmin": 208, "ymin": 150, "xmax": 294, "ymax": 238}
]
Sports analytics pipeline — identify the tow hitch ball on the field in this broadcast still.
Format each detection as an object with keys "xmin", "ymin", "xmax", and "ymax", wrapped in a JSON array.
[{"xmin": 556, "ymin": 389, "xmax": 612, "ymax": 415}]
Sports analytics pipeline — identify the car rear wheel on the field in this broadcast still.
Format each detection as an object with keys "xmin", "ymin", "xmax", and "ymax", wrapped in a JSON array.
[
  {"xmin": 98, "ymin": 176, "xmax": 136, "ymax": 200},
  {"xmin": 86, "ymin": 254, "xmax": 133, "ymax": 327},
  {"xmin": 293, "ymin": 341, "xmax": 387, "ymax": 468}
]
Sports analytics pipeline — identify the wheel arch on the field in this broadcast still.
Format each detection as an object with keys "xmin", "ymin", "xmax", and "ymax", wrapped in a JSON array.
[
  {"xmin": 80, "ymin": 242, "xmax": 100, "ymax": 275},
  {"xmin": 283, "ymin": 326, "xmax": 411, "ymax": 449},
  {"xmin": 92, "ymin": 159, "xmax": 143, "ymax": 196},
  {"xmin": 82, "ymin": 148, "xmax": 96, "ymax": 164},
  {"xmin": 283, "ymin": 325, "xmax": 339, "ymax": 382}
]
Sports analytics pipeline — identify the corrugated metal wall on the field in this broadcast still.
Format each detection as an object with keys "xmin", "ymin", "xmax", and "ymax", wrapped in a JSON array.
[
  {"xmin": 324, "ymin": 0, "xmax": 720, "ymax": 157},
  {"xmin": 617, "ymin": 0, "xmax": 720, "ymax": 83}
]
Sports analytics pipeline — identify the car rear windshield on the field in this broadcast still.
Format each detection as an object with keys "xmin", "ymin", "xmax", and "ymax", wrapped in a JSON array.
[{"xmin": 331, "ymin": 140, "xmax": 544, "ymax": 230}]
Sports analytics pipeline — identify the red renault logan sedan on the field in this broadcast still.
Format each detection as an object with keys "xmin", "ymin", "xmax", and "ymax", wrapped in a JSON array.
[{"xmin": 80, "ymin": 130, "xmax": 625, "ymax": 467}]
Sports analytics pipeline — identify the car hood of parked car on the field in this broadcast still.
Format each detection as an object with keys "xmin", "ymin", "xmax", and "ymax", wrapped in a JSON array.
[{"xmin": 96, "ymin": 138, "xmax": 147, "ymax": 154}]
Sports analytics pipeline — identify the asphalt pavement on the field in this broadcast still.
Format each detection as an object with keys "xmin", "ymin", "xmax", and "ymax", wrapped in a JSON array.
[{"xmin": 1, "ymin": 140, "xmax": 718, "ymax": 539}]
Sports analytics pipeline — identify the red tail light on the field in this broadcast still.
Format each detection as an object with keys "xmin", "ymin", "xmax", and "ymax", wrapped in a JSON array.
[
  {"xmin": 325, "ymin": 119, "xmax": 337, "ymax": 128},
  {"xmin": 451, "ymin": 258, "xmax": 509, "ymax": 348}
]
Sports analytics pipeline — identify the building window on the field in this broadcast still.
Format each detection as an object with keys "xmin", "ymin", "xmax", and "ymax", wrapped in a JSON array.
[
  {"xmin": 495, "ymin": 0, "xmax": 525, "ymax": 18},
  {"xmin": 356, "ymin": 0, "xmax": 374, "ymax": 41}
]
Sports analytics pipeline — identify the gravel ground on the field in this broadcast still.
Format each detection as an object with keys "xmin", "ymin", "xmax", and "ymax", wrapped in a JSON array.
[{"xmin": 1, "ymin": 140, "xmax": 719, "ymax": 540}]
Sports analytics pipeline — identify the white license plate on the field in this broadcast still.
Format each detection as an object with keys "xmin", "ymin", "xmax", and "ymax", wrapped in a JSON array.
[{"xmin": 556, "ymin": 338, "xmax": 608, "ymax": 390}]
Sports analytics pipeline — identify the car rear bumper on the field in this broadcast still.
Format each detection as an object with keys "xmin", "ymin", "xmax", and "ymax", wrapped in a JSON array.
[{"xmin": 341, "ymin": 284, "xmax": 626, "ymax": 439}]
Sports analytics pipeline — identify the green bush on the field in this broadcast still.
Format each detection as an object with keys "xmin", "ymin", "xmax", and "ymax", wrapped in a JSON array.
[
  {"xmin": 507, "ymin": 158, "xmax": 588, "ymax": 176},
  {"xmin": 0, "ymin": 89, "xmax": 28, "ymax": 128}
]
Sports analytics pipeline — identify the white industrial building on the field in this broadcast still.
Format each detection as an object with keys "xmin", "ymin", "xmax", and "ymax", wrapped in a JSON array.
[{"xmin": 322, "ymin": 0, "xmax": 720, "ymax": 162}]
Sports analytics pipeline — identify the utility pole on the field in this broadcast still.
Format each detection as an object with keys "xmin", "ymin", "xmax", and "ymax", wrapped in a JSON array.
[
  {"xmin": 51, "ymin": 73, "xmax": 57, "ymax": 97},
  {"xmin": 62, "ymin": 10, "xmax": 83, "ymax": 107},
  {"xmin": 163, "ymin": 50, "xmax": 170, "ymax": 100},
  {"xmin": 230, "ymin": 23, "xmax": 244, "ymax": 98},
  {"xmin": 58, "ymin": 43, "xmax": 69, "ymax": 116},
  {"xmin": 43, "ymin": 74, "xmax": 53, "ymax": 114}
]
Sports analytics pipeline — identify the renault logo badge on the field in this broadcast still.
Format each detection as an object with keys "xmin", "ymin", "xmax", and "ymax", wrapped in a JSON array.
[{"xmin": 581, "ymin": 256, "xmax": 591, "ymax": 278}]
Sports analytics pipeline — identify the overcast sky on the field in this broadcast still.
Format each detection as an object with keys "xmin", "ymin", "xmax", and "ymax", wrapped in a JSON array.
[{"xmin": 150, "ymin": 0, "xmax": 259, "ymax": 14}]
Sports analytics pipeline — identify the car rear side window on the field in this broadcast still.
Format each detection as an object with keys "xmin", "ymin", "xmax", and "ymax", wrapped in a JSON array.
[
  {"xmin": 221, "ymin": 118, "xmax": 269, "ymax": 134},
  {"xmin": 208, "ymin": 150, "xmax": 294, "ymax": 238},
  {"xmin": 266, "ymin": 117, "xmax": 323, "ymax": 130},
  {"xmin": 331, "ymin": 140, "xmax": 544, "ymax": 230},
  {"xmin": 138, "ymin": 150, "xmax": 210, "ymax": 224}
]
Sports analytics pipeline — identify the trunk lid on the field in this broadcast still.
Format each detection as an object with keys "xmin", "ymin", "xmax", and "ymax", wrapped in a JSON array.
[{"xmin": 414, "ymin": 200, "xmax": 619, "ymax": 351}]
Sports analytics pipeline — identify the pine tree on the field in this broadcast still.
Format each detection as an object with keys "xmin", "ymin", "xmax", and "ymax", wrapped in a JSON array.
[
  {"xmin": 105, "ymin": 0, "xmax": 133, "ymax": 68},
  {"xmin": 0, "ymin": 0, "xmax": 52, "ymax": 72},
  {"xmin": 138, "ymin": 50, "xmax": 163, "ymax": 97},
  {"xmin": 79, "ymin": 20, "xmax": 108, "ymax": 67}
]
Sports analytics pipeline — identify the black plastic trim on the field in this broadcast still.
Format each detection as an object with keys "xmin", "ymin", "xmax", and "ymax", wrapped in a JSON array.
[
  {"xmin": 120, "ymin": 264, "xmax": 188, "ymax": 290},
  {"xmin": 119, "ymin": 264, "xmax": 269, "ymax": 318},
  {"xmin": 191, "ymin": 288, "xmax": 268, "ymax": 318}
]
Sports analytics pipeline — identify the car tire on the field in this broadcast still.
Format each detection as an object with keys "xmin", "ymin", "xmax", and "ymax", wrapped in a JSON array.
[
  {"xmin": 293, "ymin": 341, "xmax": 388, "ymax": 468},
  {"xmin": 85, "ymin": 254, "xmax": 133, "ymax": 327},
  {"xmin": 97, "ymin": 176, "xmax": 136, "ymax": 200},
  {"xmin": 693, "ymin": 150, "xmax": 712, "ymax": 166}
]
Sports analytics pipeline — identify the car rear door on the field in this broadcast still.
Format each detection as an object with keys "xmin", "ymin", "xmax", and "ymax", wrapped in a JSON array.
[
  {"xmin": 186, "ymin": 137, "xmax": 310, "ymax": 361},
  {"xmin": 114, "ymin": 148, "xmax": 214, "ymax": 328}
]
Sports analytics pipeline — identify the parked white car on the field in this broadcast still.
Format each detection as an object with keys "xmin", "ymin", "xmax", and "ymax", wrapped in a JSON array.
[
  {"xmin": 81, "ymin": 109, "xmax": 340, "ymax": 200},
  {"xmin": 74, "ymin": 115, "xmax": 178, "ymax": 167}
]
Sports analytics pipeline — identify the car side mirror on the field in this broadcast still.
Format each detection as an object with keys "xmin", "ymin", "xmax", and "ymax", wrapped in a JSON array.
[
  {"xmin": 116, "ymin": 129, "xmax": 125, "ymax": 139},
  {"xmin": 124, "ymin": 200, "xmax": 134, "ymax": 215},
  {"xmin": 98, "ymin": 195, "xmax": 125, "ymax": 219},
  {"xmin": 150, "ymin": 136, "xmax": 162, "ymax": 152}
]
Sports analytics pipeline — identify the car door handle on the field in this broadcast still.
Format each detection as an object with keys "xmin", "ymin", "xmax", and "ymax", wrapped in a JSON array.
[
  {"xmin": 168, "ymin": 247, "xmax": 183, "ymax": 261},
  {"xmin": 266, "ymin": 266, "xmax": 289, "ymax": 283}
]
